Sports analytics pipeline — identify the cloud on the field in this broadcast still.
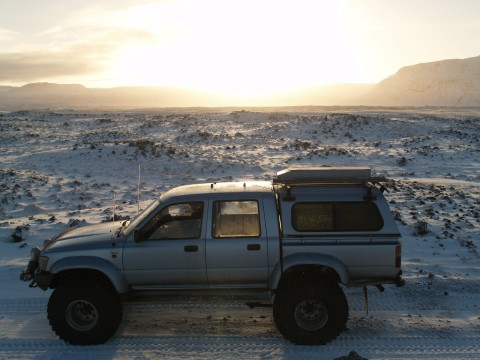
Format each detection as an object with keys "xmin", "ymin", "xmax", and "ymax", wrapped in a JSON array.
[
  {"xmin": 0, "ymin": 27, "xmax": 156, "ymax": 83},
  {"xmin": 0, "ymin": 28, "xmax": 17, "ymax": 42},
  {"xmin": 0, "ymin": 51, "xmax": 101, "ymax": 82}
]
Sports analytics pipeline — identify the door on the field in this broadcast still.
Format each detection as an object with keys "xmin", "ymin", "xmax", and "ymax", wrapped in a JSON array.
[
  {"xmin": 123, "ymin": 201, "xmax": 207, "ymax": 288},
  {"xmin": 206, "ymin": 199, "xmax": 269, "ymax": 287}
]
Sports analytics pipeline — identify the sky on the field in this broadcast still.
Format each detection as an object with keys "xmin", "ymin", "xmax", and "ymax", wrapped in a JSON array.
[{"xmin": 0, "ymin": 0, "xmax": 479, "ymax": 96}]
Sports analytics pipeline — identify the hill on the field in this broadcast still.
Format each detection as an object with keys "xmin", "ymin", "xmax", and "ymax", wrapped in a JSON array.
[
  {"xmin": 0, "ymin": 83, "xmax": 219, "ymax": 110},
  {"xmin": 1, "ymin": 55, "xmax": 479, "ymax": 109},
  {"xmin": 355, "ymin": 55, "xmax": 480, "ymax": 106},
  {"xmin": 0, "ymin": 82, "xmax": 372, "ymax": 110}
]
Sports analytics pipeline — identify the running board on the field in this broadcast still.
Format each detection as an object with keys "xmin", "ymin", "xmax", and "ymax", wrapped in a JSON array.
[{"xmin": 245, "ymin": 302, "xmax": 273, "ymax": 308}]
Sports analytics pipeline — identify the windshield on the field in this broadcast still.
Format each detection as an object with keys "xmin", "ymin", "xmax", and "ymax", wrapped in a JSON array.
[{"xmin": 123, "ymin": 198, "xmax": 161, "ymax": 236}]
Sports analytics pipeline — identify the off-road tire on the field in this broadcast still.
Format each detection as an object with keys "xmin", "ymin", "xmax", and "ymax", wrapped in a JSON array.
[
  {"xmin": 273, "ymin": 278, "xmax": 348, "ymax": 345},
  {"xmin": 47, "ymin": 279, "xmax": 123, "ymax": 345}
]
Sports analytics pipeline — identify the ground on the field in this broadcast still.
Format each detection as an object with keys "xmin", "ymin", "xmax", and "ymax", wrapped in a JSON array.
[{"xmin": 0, "ymin": 107, "xmax": 479, "ymax": 359}]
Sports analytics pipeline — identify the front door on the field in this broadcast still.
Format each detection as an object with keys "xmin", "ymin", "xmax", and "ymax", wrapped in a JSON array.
[{"xmin": 123, "ymin": 201, "xmax": 207, "ymax": 288}]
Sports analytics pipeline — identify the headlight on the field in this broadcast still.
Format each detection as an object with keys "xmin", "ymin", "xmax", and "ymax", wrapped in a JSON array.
[{"xmin": 38, "ymin": 256, "xmax": 49, "ymax": 271}]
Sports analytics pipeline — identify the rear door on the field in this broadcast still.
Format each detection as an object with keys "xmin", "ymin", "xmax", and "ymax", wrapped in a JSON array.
[{"xmin": 205, "ymin": 198, "xmax": 269, "ymax": 287}]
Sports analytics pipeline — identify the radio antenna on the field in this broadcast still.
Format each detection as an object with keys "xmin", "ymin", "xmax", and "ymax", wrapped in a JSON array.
[
  {"xmin": 137, "ymin": 163, "xmax": 141, "ymax": 215},
  {"xmin": 111, "ymin": 192, "xmax": 117, "ymax": 248}
]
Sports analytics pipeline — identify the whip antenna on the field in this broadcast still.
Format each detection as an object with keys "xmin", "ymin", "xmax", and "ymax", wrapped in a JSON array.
[
  {"xmin": 112, "ymin": 193, "xmax": 116, "ymax": 234},
  {"xmin": 137, "ymin": 163, "xmax": 141, "ymax": 215}
]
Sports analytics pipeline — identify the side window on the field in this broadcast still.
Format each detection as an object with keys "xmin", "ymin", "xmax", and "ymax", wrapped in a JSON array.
[
  {"xmin": 142, "ymin": 202, "xmax": 203, "ymax": 240},
  {"xmin": 335, "ymin": 203, "xmax": 383, "ymax": 231},
  {"xmin": 212, "ymin": 200, "xmax": 260, "ymax": 238},
  {"xmin": 292, "ymin": 202, "xmax": 383, "ymax": 232},
  {"xmin": 292, "ymin": 203, "xmax": 334, "ymax": 231}
]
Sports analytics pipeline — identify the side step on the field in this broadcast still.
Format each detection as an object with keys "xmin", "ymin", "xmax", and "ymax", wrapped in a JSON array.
[{"xmin": 245, "ymin": 302, "xmax": 273, "ymax": 309}]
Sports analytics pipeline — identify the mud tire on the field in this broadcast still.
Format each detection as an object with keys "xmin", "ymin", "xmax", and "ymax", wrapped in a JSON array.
[
  {"xmin": 47, "ymin": 279, "xmax": 122, "ymax": 345},
  {"xmin": 273, "ymin": 279, "xmax": 348, "ymax": 345}
]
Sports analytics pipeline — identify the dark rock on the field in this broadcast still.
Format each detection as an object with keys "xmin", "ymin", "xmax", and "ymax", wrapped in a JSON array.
[
  {"xmin": 397, "ymin": 157, "xmax": 407, "ymax": 166},
  {"xmin": 414, "ymin": 220, "xmax": 429, "ymax": 235},
  {"xmin": 334, "ymin": 351, "xmax": 368, "ymax": 360}
]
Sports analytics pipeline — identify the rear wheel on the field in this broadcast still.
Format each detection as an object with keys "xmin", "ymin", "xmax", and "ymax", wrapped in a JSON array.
[
  {"xmin": 273, "ymin": 278, "xmax": 348, "ymax": 345},
  {"xmin": 48, "ymin": 279, "xmax": 123, "ymax": 345}
]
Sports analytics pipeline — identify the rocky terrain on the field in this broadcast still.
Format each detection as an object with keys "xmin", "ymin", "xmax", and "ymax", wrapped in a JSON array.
[{"xmin": 0, "ymin": 108, "xmax": 479, "ymax": 359}]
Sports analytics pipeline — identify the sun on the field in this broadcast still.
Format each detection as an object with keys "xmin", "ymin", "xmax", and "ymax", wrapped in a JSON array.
[{"xmin": 108, "ymin": 0, "xmax": 361, "ymax": 96}]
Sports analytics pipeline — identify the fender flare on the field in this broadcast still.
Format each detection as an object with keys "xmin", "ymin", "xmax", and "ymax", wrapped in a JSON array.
[
  {"xmin": 269, "ymin": 252, "xmax": 350, "ymax": 289},
  {"xmin": 50, "ymin": 256, "xmax": 130, "ymax": 294}
]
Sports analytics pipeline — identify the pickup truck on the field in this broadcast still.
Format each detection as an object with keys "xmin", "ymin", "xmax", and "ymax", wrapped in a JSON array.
[{"xmin": 21, "ymin": 167, "xmax": 404, "ymax": 345}]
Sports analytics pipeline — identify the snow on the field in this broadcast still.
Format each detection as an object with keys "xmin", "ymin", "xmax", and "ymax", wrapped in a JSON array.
[
  {"xmin": 0, "ymin": 108, "xmax": 479, "ymax": 359},
  {"xmin": 358, "ymin": 56, "xmax": 480, "ymax": 106}
]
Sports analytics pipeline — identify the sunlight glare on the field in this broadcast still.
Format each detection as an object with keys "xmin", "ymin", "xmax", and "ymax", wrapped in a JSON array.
[{"xmin": 112, "ymin": 0, "xmax": 361, "ymax": 96}]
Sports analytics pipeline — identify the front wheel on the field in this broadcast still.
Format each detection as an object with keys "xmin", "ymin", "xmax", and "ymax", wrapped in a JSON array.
[
  {"xmin": 273, "ymin": 279, "xmax": 348, "ymax": 345},
  {"xmin": 48, "ymin": 279, "xmax": 123, "ymax": 345}
]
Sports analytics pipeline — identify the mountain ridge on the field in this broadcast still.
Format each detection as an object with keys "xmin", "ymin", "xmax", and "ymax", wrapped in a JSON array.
[
  {"xmin": 1, "ymin": 55, "xmax": 479, "ymax": 110},
  {"xmin": 354, "ymin": 55, "xmax": 480, "ymax": 106}
]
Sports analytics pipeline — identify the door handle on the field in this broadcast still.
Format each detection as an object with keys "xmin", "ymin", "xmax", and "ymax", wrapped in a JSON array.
[
  {"xmin": 247, "ymin": 244, "xmax": 261, "ymax": 251},
  {"xmin": 184, "ymin": 245, "xmax": 198, "ymax": 252}
]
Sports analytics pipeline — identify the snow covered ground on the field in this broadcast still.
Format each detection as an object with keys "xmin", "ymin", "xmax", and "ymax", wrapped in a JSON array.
[{"xmin": 0, "ymin": 108, "xmax": 479, "ymax": 359}]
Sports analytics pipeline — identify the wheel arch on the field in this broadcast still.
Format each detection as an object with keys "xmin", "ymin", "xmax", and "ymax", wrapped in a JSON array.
[
  {"xmin": 269, "ymin": 253, "xmax": 350, "ymax": 290},
  {"xmin": 50, "ymin": 257, "xmax": 130, "ymax": 294}
]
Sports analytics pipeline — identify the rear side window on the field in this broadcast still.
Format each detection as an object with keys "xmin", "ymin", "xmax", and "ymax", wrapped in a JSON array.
[
  {"xmin": 292, "ymin": 202, "xmax": 383, "ymax": 232},
  {"xmin": 213, "ymin": 200, "xmax": 260, "ymax": 238}
]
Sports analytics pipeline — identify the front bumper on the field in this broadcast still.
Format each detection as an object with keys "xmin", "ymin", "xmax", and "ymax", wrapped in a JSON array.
[
  {"xmin": 19, "ymin": 259, "xmax": 38, "ymax": 283},
  {"xmin": 34, "ymin": 271, "xmax": 54, "ymax": 290},
  {"xmin": 20, "ymin": 247, "xmax": 40, "ymax": 287},
  {"xmin": 20, "ymin": 255, "xmax": 53, "ymax": 290}
]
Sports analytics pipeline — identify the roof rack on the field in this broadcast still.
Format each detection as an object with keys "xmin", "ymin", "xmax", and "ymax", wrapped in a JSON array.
[{"xmin": 272, "ymin": 167, "xmax": 387, "ymax": 185}]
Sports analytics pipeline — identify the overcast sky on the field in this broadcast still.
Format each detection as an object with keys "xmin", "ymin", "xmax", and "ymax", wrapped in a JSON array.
[{"xmin": 1, "ymin": 0, "xmax": 479, "ymax": 96}]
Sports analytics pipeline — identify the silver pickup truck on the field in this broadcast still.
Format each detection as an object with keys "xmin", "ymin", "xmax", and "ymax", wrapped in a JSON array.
[{"xmin": 21, "ymin": 167, "xmax": 403, "ymax": 345}]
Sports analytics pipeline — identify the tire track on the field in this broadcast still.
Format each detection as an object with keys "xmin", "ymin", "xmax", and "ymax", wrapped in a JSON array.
[{"xmin": 1, "ymin": 299, "xmax": 479, "ymax": 359}]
